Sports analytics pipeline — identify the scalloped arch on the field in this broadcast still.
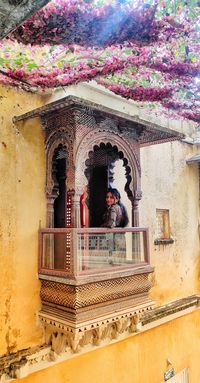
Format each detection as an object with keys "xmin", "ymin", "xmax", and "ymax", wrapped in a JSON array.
[
  {"xmin": 75, "ymin": 130, "xmax": 141, "ymax": 196},
  {"xmin": 46, "ymin": 130, "xmax": 71, "ymax": 196}
]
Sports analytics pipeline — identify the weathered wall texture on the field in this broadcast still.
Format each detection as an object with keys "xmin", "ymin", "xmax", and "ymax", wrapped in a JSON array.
[
  {"xmin": 140, "ymin": 141, "xmax": 200, "ymax": 305},
  {"xmin": 0, "ymin": 84, "xmax": 200, "ymax": 382},
  {"xmin": 15, "ymin": 310, "xmax": 200, "ymax": 383},
  {"xmin": 0, "ymin": 85, "xmax": 48, "ymax": 355}
]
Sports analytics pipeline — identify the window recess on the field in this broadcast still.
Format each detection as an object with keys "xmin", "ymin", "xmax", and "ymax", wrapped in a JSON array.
[{"xmin": 154, "ymin": 209, "xmax": 174, "ymax": 245}]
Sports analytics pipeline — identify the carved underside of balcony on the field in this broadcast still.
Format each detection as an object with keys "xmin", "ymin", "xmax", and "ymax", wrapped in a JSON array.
[{"xmin": 39, "ymin": 268, "xmax": 154, "ymax": 353}]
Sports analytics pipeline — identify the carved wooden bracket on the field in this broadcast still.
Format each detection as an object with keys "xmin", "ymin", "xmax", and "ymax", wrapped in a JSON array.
[{"xmin": 39, "ymin": 306, "xmax": 152, "ymax": 354}]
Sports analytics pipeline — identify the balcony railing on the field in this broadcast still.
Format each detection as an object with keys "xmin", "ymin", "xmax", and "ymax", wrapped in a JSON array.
[{"xmin": 39, "ymin": 227, "xmax": 150, "ymax": 278}]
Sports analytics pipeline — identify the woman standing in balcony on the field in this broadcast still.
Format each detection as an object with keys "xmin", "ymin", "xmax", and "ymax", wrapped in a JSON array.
[
  {"xmin": 101, "ymin": 188, "xmax": 129, "ymax": 228},
  {"xmin": 101, "ymin": 188, "xmax": 129, "ymax": 263}
]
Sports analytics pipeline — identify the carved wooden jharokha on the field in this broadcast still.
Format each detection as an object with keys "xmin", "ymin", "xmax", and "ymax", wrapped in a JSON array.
[{"xmin": 14, "ymin": 96, "xmax": 183, "ymax": 354}]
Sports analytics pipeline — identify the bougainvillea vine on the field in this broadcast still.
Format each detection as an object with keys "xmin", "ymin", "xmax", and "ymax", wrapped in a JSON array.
[{"xmin": 0, "ymin": 0, "xmax": 199, "ymax": 123}]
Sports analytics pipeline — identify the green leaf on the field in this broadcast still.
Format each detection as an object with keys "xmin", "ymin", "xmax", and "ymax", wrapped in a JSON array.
[
  {"xmin": 26, "ymin": 62, "xmax": 38, "ymax": 70},
  {"xmin": 14, "ymin": 59, "xmax": 23, "ymax": 65},
  {"xmin": 123, "ymin": 49, "xmax": 132, "ymax": 55},
  {"xmin": 0, "ymin": 57, "xmax": 5, "ymax": 66}
]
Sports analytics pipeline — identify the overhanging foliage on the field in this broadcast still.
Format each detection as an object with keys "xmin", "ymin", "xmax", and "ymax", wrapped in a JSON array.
[{"xmin": 0, "ymin": 0, "xmax": 199, "ymax": 122}]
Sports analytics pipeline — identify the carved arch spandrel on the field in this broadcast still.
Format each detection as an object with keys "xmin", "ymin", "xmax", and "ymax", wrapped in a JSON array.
[
  {"xmin": 75, "ymin": 130, "xmax": 141, "ymax": 196},
  {"xmin": 45, "ymin": 125, "xmax": 74, "ymax": 149}
]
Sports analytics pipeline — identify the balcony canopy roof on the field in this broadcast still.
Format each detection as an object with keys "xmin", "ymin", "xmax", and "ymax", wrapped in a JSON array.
[
  {"xmin": 13, "ymin": 95, "xmax": 184, "ymax": 146},
  {"xmin": 186, "ymin": 154, "xmax": 200, "ymax": 164}
]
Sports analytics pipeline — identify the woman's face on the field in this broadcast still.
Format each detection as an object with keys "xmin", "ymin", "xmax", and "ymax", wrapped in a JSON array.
[{"xmin": 106, "ymin": 192, "xmax": 118, "ymax": 206}]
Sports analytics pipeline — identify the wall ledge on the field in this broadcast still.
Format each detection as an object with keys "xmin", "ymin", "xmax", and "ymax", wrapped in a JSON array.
[
  {"xmin": 154, "ymin": 238, "xmax": 174, "ymax": 245},
  {"xmin": 142, "ymin": 294, "xmax": 200, "ymax": 325},
  {"xmin": 0, "ymin": 294, "xmax": 199, "ymax": 383}
]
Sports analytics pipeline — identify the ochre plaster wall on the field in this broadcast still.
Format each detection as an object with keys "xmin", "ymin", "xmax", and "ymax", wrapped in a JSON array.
[
  {"xmin": 0, "ymin": 84, "xmax": 200, "ymax": 383},
  {"xmin": 0, "ymin": 86, "xmax": 48, "ymax": 355},
  {"xmin": 140, "ymin": 141, "xmax": 200, "ymax": 305},
  {"xmin": 16, "ymin": 310, "xmax": 200, "ymax": 383}
]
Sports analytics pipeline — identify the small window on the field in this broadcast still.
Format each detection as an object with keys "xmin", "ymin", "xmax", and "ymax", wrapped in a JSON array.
[
  {"xmin": 155, "ymin": 209, "xmax": 174, "ymax": 245},
  {"xmin": 156, "ymin": 209, "xmax": 170, "ymax": 239}
]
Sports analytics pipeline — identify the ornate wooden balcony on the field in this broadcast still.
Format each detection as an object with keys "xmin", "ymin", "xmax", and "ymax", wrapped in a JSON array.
[
  {"xmin": 14, "ymin": 95, "xmax": 183, "ymax": 354},
  {"xmin": 38, "ymin": 227, "xmax": 154, "ymax": 353}
]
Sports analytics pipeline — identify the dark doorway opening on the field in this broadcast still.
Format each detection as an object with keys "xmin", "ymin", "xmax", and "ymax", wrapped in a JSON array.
[
  {"xmin": 53, "ymin": 154, "xmax": 67, "ymax": 269},
  {"xmin": 89, "ymin": 166, "xmax": 108, "ymax": 227},
  {"xmin": 85, "ymin": 142, "xmax": 132, "ymax": 228},
  {"xmin": 54, "ymin": 158, "xmax": 66, "ymax": 228}
]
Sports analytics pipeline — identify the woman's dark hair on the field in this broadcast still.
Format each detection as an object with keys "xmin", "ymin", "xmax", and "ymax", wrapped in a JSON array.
[
  {"xmin": 107, "ymin": 187, "xmax": 121, "ymax": 201},
  {"xmin": 107, "ymin": 187, "xmax": 129, "ymax": 227}
]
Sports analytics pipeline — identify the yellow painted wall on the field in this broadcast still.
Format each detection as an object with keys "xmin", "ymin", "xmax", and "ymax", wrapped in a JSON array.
[
  {"xmin": 140, "ymin": 142, "xmax": 200, "ymax": 305},
  {"xmin": 0, "ymin": 84, "xmax": 200, "ymax": 383},
  {"xmin": 0, "ymin": 85, "xmax": 48, "ymax": 355},
  {"xmin": 16, "ymin": 310, "xmax": 200, "ymax": 383}
]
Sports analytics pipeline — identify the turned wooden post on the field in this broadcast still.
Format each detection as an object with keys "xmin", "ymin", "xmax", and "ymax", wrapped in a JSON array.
[{"xmin": 131, "ymin": 190, "xmax": 142, "ymax": 227}]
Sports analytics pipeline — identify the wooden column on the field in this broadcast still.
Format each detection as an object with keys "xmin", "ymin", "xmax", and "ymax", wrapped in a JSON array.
[
  {"xmin": 45, "ymin": 194, "xmax": 57, "ymax": 269},
  {"xmin": 70, "ymin": 191, "xmax": 82, "ymax": 228},
  {"xmin": 46, "ymin": 195, "xmax": 56, "ymax": 228},
  {"xmin": 132, "ymin": 190, "xmax": 142, "ymax": 227}
]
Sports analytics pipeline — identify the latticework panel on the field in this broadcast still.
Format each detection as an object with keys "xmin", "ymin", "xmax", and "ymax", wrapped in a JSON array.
[{"xmin": 40, "ymin": 273, "xmax": 151, "ymax": 309}]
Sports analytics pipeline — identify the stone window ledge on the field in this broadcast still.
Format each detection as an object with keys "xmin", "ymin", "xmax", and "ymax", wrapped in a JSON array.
[{"xmin": 154, "ymin": 238, "xmax": 174, "ymax": 245}]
